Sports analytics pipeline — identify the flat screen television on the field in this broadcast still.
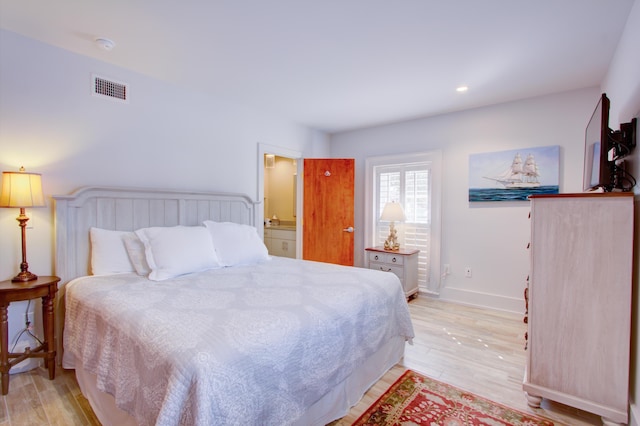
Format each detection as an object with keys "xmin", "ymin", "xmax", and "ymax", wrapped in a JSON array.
[
  {"xmin": 583, "ymin": 93, "xmax": 612, "ymax": 192},
  {"xmin": 583, "ymin": 93, "xmax": 637, "ymax": 192}
]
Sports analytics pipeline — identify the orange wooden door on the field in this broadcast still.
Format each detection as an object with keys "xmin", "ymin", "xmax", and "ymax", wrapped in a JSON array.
[{"xmin": 303, "ymin": 158, "xmax": 355, "ymax": 266}]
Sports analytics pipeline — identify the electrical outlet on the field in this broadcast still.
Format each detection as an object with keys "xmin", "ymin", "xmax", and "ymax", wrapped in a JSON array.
[{"xmin": 465, "ymin": 267, "xmax": 472, "ymax": 278}]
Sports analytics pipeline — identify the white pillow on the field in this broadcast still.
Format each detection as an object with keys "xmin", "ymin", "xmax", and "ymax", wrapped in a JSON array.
[
  {"xmin": 122, "ymin": 233, "xmax": 151, "ymax": 276},
  {"xmin": 203, "ymin": 221, "xmax": 269, "ymax": 266},
  {"xmin": 135, "ymin": 226, "xmax": 221, "ymax": 281},
  {"xmin": 89, "ymin": 227, "xmax": 136, "ymax": 275}
]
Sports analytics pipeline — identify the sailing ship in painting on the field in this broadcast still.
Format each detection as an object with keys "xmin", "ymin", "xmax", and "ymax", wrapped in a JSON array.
[
  {"xmin": 484, "ymin": 153, "xmax": 540, "ymax": 188},
  {"xmin": 468, "ymin": 146, "xmax": 560, "ymax": 202}
]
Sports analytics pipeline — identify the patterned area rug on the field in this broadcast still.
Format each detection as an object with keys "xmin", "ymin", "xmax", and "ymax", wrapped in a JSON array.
[{"xmin": 353, "ymin": 370, "xmax": 554, "ymax": 425}]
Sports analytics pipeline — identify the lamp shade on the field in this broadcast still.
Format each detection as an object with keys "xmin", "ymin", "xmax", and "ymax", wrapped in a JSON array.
[
  {"xmin": 0, "ymin": 167, "xmax": 46, "ymax": 208},
  {"xmin": 380, "ymin": 202, "xmax": 406, "ymax": 222}
]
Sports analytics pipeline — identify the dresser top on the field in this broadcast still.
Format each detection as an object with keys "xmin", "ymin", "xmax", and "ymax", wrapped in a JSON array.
[{"xmin": 529, "ymin": 192, "xmax": 633, "ymax": 199}]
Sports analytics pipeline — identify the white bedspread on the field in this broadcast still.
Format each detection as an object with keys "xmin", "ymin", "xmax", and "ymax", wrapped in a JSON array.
[{"xmin": 63, "ymin": 257, "xmax": 414, "ymax": 425}]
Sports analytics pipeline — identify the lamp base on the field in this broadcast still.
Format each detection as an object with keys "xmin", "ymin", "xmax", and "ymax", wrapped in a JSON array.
[
  {"xmin": 11, "ymin": 271, "xmax": 38, "ymax": 283},
  {"xmin": 11, "ymin": 209, "xmax": 38, "ymax": 283},
  {"xmin": 384, "ymin": 221, "xmax": 400, "ymax": 251},
  {"xmin": 383, "ymin": 241, "xmax": 400, "ymax": 251}
]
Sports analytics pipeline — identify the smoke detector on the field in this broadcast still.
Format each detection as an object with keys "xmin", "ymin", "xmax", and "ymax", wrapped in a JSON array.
[{"xmin": 95, "ymin": 38, "xmax": 115, "ymax": 51}]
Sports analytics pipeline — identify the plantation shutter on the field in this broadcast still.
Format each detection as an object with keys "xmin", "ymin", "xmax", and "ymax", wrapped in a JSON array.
[{"xmin": 375, "ymin": 163, "xmax": 431, "ymax": 289}]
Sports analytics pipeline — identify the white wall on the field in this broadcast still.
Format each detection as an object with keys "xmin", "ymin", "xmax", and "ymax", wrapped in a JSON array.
[
  {"xmin": 0, "ymin": 29, "xmax": 327, "ymax": 351},
  {"xmin": 330, "ymin": 88, "xmax": 599, "ymax": 313},
  {"xmin": 600, "ymin": 1, "xmax": 640, "ymax": 424}
]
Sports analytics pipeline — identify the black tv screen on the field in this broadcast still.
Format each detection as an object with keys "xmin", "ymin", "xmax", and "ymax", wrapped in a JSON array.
[{"xmin": 583, "ymin": 93, "xmax": 611, "ymax": 191}]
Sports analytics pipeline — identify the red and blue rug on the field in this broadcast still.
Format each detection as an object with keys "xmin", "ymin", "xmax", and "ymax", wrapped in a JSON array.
[{"xmin": 353, "ymin": 370, "xmax": 554, "ymax": 425}]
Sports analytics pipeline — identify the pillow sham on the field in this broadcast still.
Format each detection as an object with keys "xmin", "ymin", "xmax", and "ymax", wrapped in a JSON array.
[
  {"xmin": 203, "ymin": 220, "xmax": 269, "ymax": 267},
  {"xmin": 89, "ymin": 227, "xmax": 136, "ymax": 275},
  {"xmin": 135, "ymin": 226, "xmax": 221, "ymax": 281},
  {"xmin": 122, "ymin": 233, "xmax": 151, "ymax": 276}
]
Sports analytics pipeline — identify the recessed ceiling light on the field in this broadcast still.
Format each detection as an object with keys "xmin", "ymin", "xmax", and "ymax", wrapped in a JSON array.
[
  {"xmin": 95, "ymin": 38, "xmax": 115, "ymax": 51},
  {"xmin": 456, "ymin": 86, "xmax": 469, "ymax": 93}
]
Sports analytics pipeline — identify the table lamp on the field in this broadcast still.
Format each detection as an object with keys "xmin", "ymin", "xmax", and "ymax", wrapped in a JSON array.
[
  {"xmin": 380, "ymin": 201, "xmax": 405, "ymax": 251},
  {"xmin": 0, "ymin": 167, "xmax": 46, "ymax": 282}
]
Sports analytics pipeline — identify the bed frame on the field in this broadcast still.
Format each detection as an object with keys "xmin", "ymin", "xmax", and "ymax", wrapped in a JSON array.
[
  {"xmin": 54, "ymin": 186, "xmax": 257, "ymax": 283},
  {"xmin": 52, "ymin": 186, "xmax": 403, "ymax": 425},
  {"xmin": 53, "ymin": 186, "xmax": 258, "ymax": 359}
]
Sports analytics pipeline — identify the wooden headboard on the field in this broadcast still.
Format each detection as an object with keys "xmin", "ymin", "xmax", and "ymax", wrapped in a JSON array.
[{"xmin": 53, "ymin": 186, "xmax": 258, "ymax": 285}]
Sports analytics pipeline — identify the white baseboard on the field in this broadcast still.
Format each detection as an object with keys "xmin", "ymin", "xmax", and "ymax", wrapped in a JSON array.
[{"xmin": 436, "ymin": 286, "xmax": 525, "ymax": 314}]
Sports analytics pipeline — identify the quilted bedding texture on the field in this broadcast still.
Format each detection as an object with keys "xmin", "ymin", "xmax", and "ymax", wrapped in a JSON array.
[{"xmin": 63, "ymin": 256, "xmax": 414, "ymax": 425}]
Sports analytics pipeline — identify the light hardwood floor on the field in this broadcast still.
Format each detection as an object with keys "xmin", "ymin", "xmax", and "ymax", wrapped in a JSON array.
[
  {"xmin": 0, "ymin": 297, "xmax": 602, "ymax": 425},
  {"xmin": 335, "ymin": 297, "xmax": 602, "ymax": 425}
]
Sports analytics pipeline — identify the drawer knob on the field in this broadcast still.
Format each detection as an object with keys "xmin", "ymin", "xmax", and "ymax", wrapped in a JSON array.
[
  {"xmin": 379, "ymin": 267, "xmax": 392, "ymax": 272},
  {"xmin": 374, "ymin": 255, "xmax": 379, "ymax": 260},
  {"xmin": 392, "ymin": 257, "xmax": 397, "ymax": 263}
]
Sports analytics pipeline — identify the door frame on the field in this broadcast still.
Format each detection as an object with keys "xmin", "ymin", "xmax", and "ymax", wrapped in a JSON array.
[{"xmin": 257, "ymin": 143, "xmax": 302, "ymax": 258}]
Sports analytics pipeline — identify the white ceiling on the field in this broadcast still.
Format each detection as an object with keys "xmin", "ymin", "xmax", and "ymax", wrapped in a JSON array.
[{"xmin": 0, "ymin": 0, "xmax": 635, "ymax": 133}]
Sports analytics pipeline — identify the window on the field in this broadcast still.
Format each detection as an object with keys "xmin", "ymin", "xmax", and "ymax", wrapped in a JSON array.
[{"xmin": 365, "ymin": 152, "xmax": 442, "ymax": 294}]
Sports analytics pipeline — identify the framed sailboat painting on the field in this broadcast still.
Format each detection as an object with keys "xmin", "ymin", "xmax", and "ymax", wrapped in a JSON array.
[{"xmin": 469, "ymin": 145, "xmax": 560, "ymax": 202}]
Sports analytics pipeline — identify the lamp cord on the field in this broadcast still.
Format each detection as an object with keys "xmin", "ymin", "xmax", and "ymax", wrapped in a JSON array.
[{"xmin": 10, "ymin": 300, "xmax": 43, "ymax": 352}]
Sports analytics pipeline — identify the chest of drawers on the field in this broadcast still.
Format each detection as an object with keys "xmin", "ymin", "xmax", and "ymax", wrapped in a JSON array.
[{"xmin": 524, "ymin": 193, "xmax": 633, "ymax": 425}]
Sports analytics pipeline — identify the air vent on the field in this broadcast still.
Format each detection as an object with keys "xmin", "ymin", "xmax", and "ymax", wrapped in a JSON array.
[{"xmin": 92, "ymin": 74, "xmax": 129, "ymax": 103}]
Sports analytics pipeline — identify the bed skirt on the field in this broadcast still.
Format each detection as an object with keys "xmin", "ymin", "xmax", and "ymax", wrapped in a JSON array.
[{"xmin": 73, "ymin": 335, "xmax": 406, "ymax": 426}]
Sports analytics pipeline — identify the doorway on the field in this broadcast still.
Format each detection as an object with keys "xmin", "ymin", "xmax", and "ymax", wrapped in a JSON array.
[
  {"xmin": 258, "ymin": 143, "xmax": 302, "ymax": 258},
  {"xmin": 257, "ymin": 145, "xmax": 356, "ymax": 266},
  {"xmin": 263, "ymin": 154, "xmax": 298, "ymax": 258}
]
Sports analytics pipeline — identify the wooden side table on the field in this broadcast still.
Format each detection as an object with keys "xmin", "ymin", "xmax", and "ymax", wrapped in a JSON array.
[{"xmin": 0, "ymin": 276, "xmax": 59, "ymax": 395}]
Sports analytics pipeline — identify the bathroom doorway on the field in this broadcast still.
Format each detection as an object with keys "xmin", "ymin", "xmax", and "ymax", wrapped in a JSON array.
[
  {"xmin": 263, "ymin": 154, "xmax": 298, "ymax": 258},
  {"xmin": 258, "ymin": 143, "xmax": 301, "ymax": 259}
]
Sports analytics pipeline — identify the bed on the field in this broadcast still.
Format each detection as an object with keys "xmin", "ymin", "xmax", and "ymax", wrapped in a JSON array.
[{"xmin": 54, "ymin": 186, "xmax": 414, "ymax": 426}]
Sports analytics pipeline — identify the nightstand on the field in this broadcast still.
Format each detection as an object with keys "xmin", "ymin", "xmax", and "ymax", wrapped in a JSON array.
[
  {"xmin": 0, "ymin": 276, "xmax": 59, "ymax": 395},
  {"xmin": 365, "ymin": 247, "xmax": 419, "ymax": 299}
]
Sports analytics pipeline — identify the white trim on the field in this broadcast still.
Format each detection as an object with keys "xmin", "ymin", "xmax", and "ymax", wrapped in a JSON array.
[
  {"xmin": 257, "ymin": 143, "xmax": 302, "ymax": 257},
  {"xmin": 435, "ymin": 287, "xmax": 525, "ymax": 314},
  {"xmin": 365, "ymin": 150, "xmax": 442, "ymax": 294}
]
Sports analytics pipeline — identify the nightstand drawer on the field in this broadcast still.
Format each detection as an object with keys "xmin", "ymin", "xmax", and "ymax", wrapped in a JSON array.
[
  {"xmin": 369, "ymin": 262, "xmax": 404, "ymax": 279},
  {"xmin": 367, "ymin": 251, "xmax": 404, "ymax": 265}
]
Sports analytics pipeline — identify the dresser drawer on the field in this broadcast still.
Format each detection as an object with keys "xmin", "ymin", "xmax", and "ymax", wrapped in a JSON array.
[{"xmin": 367, "ymin": 251, "xmax": 404, "ymax": 266}]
